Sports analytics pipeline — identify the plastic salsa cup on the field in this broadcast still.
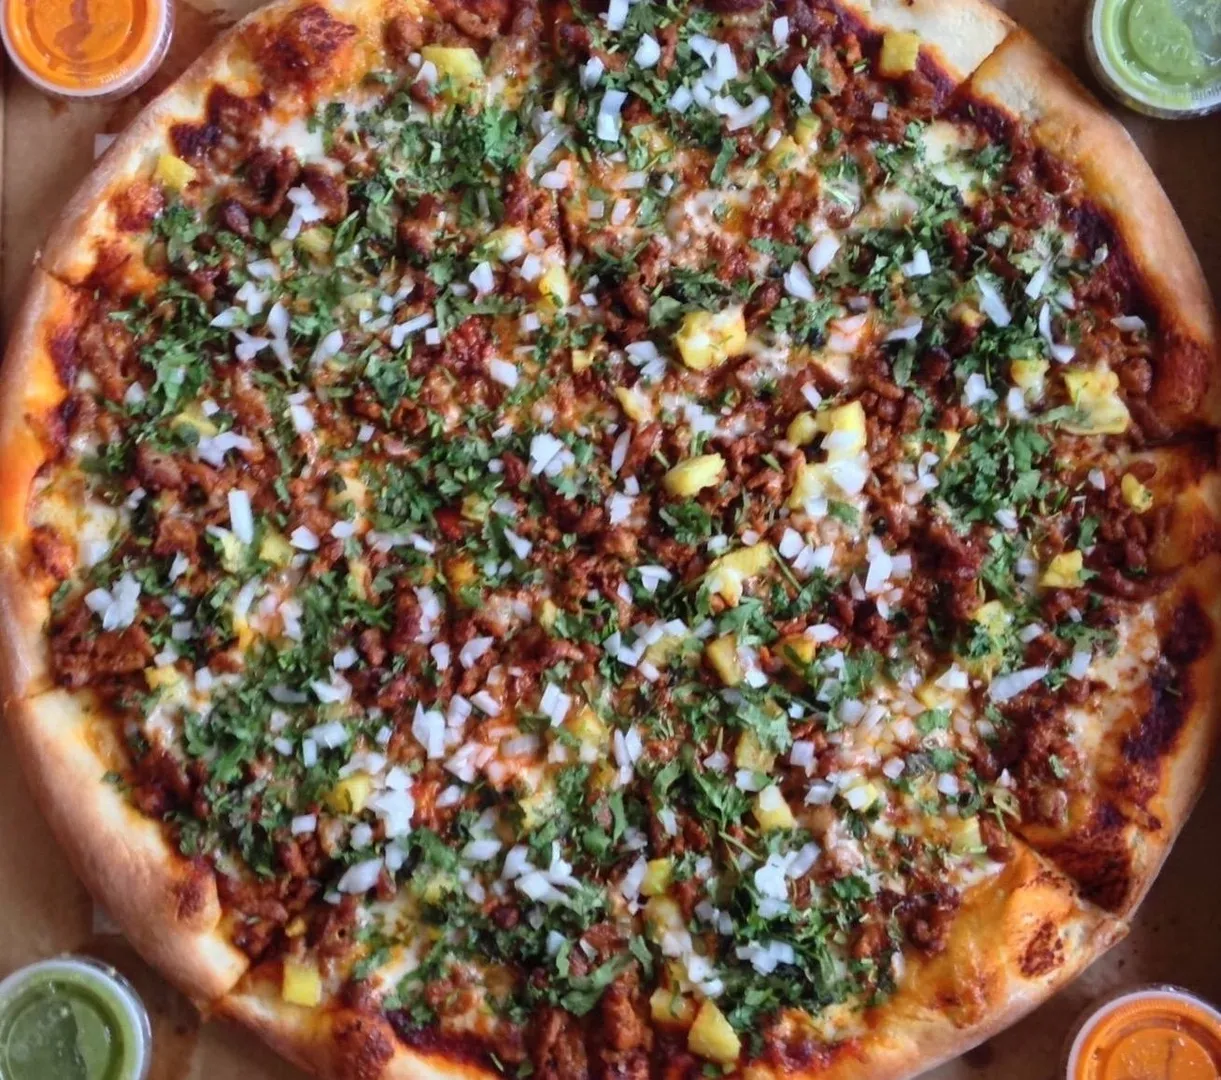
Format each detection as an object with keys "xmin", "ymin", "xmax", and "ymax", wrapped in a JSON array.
[
  {"xmin": 1086, "ymin": 0, "xmax": 1221, "ymax": 117},
  {"xmin": 1, "ymin": 0, "xmax": 173, "ymax": 101},
  {"xmin": 1064, "ymin": 985, "xmax": 1221, "ymax": 1080},
  {"xmin": 0, "ymin": 957, "xmax": 151, "ymax": 1080}
]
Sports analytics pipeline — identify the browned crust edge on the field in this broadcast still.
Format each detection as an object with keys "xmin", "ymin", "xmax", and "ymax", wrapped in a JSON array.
[
  {"xmin": 4, "ymin": 690, "xmax": 249, "ymax": 1002},
  {"xmin": 964, "ymin": 29, "xmax": 1221, "ymax": 428}
]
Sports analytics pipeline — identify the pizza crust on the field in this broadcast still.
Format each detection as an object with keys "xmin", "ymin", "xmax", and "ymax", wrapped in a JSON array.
[
  {"xmin": 221, "ymin": 987, "xmax": 494, "ymax": 1080},
  {"xmin": 4, "ymin": 689, "xmax": 249, "ymax": 1002},
  {"xmin": 1109, "ymin": 546, "xmax": 1221, "ymax": 919},
  {"xmin": 839, "ymin": 0, "xmax": 1013, "ymax": 83},
  {"xmin": 222, "ymin": 844, "xmax": 1122, "ymax": 1080},
  {"xmin": 0, "ymin": 270, "xmax": 81, "ymax": 700},
  {"xmin": 813, "ymin": 845, "xmax": 1124, "ymax": 1080},
  {"xmin": 38, "ymin": 0, "xmax": 422, "ymax": 291},
  {"xmin": 965, "ymin": 31, "xmax": 1221, "ymax": 429}
]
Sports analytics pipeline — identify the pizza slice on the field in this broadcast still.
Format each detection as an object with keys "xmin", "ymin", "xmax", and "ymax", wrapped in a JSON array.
[
  {"xmin": 983, "ymin": 442, "xmax": 1221, "ymax": 915},
  {"xmin": 963, "ymin": 30, "xmax": 1221, "ymax": 433}
]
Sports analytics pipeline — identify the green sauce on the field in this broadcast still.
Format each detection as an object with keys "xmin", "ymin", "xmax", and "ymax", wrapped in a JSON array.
[
  {"xmin": 0, "ymin": 965, "xmax": 145, "ymax": 1080},
  {"xmin": 1089, "ymin": 0, "xmax": 1221, "ymax": 115}
]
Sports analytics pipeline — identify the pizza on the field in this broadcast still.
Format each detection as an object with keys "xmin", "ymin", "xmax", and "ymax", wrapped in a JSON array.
[{"xmin": 1, "ymin": 0, "xmax": 1219, "ymax": 1077}]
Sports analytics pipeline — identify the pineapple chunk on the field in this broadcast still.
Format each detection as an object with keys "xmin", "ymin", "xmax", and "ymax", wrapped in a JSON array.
[
  {"xmin": 972, "ymin": 600, "xmax": 1010, "ymax": 638},
  {"xmin": 486, "ymin": 225, "xmax": 527, "ymax": 262},
  {"xmin": 567, "ymin": 705, "xmax": 607, "ymax": 749},
  {"xmin": 446, "ymin": 556, "xmax": 478, "ymax": 592},
  {"xmin": 766, "ymin": 135, "xmax": 802, "ymax": 173},
  {"xmin": 259, "ymin": 529, "xmax": 294, "ymax": 567},
  {"xmin": 418, "ymin": 873, "xmax": 457, "ymax": 904},
  {"xmin": 878, "ymin": 30, "xmax": 921, "ymax": 77},
  {"xmin": 327, "ymin": 773, "xmax": 373, "ymax": 814},
  {"xmin": 688, "ymin": 1000, "xmax": 741, "ymax": 1064},
  {"xmin": 538, "ymin": 264, "xmax": 571, "ymax": 309},
  {"xmin": 171, "ymin": 404, "xmax": 218, "ymax": 439},
  {"xmin": 327, "ymin": 473, "xmax": 368, "ymax": 513},
  {"xmin": 1121, "ymin": 473, "xmax": 1153, "ymax": 512},
  {"xmin": 842, "ymin": 780, "xmax": 880, "ymax": 811},
  {"xmin": 144, "ymin": 664, "xmax": 181, "ymax": 690},
  {"xmin": 644, "ymin": 896, "xmax": 684, "ymax": 940},
  {"xmin": 1062, "ymin": 367, "xmax": 1130, "ymax": 435},
  {"xmin": 778, "ymin": 633, "xmax": 816, "ymax": 670},
  {"xmin": 650, "ymin": 987, "xmax": 696, "ymax": 1026},
  {"xmin": 787, "ymin": 458, "xmax": 828, "ymax": 511},
  {"xmin": 734, "ymin": 730, "xmax": 775, "ymax": 773},
  {"xmin": 214, "ymin": 528, "xmax": 246, "ymax": 572},
  {"xmin": 518, "ymin": 786, "xmax": 555, "ymax": 831},
  {"xmin": 950, "ymin": 816, "xmax": 983, "ymax": 856},
  {"xmin": 297, "ymin": 225, "xmax": 333, "ymax": 257},
  {"xmin": 707, "ymin": 543, "xmax": 771, "ymax": 605},
  {"xmin": 786, "ymin": 411, "xmax": 819, "ymax": 446},
  {"xmin": 155, "ymin": 153, "xmax": 197, "ymax": 191},
  {"xmin": 705, "ymin": 634, "xmax": 743, "ymax": 686},
  {"xmin": 940, "ymin": 429, "xmax": 961, "ymax": 456},
  {"xmin": 571, "ymin": 348, "xmax": 595, "ymax": 373},
  {"xmin": 641, "ymin": 857, "xmax": 674, "ymax": 897},
  {"xmin": 793, "ymin": 115, "xmax": 821, "ymax": 148},
  {"xmin": 282, "ymin": 959, "xmax": 322, "ymax": 1007},
  {"xmin": 643, "ymin": 632, "xmax": 684, "ymax": 669},
  {"xmin": 538, "ymin": 598, "xmax": 559, "ymax": 630},
  {"xmin": 664, "ymin": 454, "xmax": 726, "ymax": 498},
  {"xmin": 420, "ymin": 45, "xmax": 483, "ymax": 97},
  {"xmin": 461, "ymin": 492, "xmax": 488, "ymax": 523},
  {"xmin": 753, "ymin": 784, "xmax": 796, "ymax": 831},
  {"xmin": 817, "ymin": 401, "xmax": 867, "ymax": 458},
  {"xmin": 1041, "ymin": 549, "xmax": 1084, "ymax": 588},
  {"xmin": 615, "ymin": 386, "xmax": 653, "ymax": 423},
  {"xmin": 1010, "ymin": 357, "xmax": 1048, "ymax": 396},
  {"xmin": 674, "ymin": 307, "xmax": 747, "ymax": 371},
  {"xmin": 284, "ymin": 916, "xmax": 307, "ymax": 938},
  {"xmin": 915, "ymin": 678, "xmax": 957, "ymax": 711}
]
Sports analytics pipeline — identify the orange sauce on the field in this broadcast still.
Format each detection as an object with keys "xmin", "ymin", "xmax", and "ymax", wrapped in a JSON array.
[
  {"xmin": 3, "ymin": 0, "xmax": 170, "ymax": 96},
  {"xmin": 1072, "ymin": 993, "xmax": 1221, "ymax": 1080}
]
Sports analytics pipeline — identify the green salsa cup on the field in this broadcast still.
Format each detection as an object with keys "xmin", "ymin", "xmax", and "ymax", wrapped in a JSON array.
[
  {"xmin": 1087, "ymin": 0, "xmax": 1221, "ymax": 117},
  {"xmin": 0, "ymin": 958, "xmax": 150, "ymax": 1080}
]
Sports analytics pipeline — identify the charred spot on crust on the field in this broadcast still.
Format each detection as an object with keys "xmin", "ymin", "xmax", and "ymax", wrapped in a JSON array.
[
  {"xmin": 1122, "ymin": 595, "xmax": 1210, "ymax": 768},
  {"xmin": 1019, "ymin": 919, "xmax": 1064, "ymax": 978},
  {"xmin": 1122, "ymin": 664, "xmax": 1188, "ymax": 771},
  {"xmin": 331, "ymin": 1011, "xmax": 396, "ymax": 1080},
  {"xmin": 253, "ymin": 5, "xmax": 358, "ymax": 89},
  {"xmin": 1163, "ymin": 592, "xmax": 1212, "ymax": 666},
  {"xmin": 1046, "ymin": 802, "xmax": 1134, "ymax": 911},
  {"xmin": 387, "ymin": 1017, "xmax": 493, "ymax": 1069},
  {"xmin": 174, "ymin": 860, "xmax": 214, "ymax": 923}
]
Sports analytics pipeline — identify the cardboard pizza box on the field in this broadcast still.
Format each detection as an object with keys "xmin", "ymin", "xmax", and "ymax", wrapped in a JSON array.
[{"xmin": 0, "ymin": 2, "xmax": 1218, "ymax": 1077}]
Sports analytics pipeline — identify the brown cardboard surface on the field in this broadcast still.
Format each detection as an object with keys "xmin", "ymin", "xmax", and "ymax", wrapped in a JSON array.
[{"xmin": 0, "ymin": 2, "xmax": 1218, "ymax": 1077}]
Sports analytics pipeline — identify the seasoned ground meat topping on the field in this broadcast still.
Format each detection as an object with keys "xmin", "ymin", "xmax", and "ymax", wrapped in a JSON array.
[{"xmin": 24, "ymin": 0, "xmax": 1213, "ymax": 1072}]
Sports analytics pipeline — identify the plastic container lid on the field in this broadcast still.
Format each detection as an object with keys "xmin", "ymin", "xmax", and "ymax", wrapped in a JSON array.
[
  {"xmin": 1, "ymin": 0, "xmax": 173, "ymax": 101},
  {"xmin": 0, "ymin": 957, "xmax": 151, "ymax": 1080},
  {"xmin": 1086, "ymin": 0, "xmax": 1221, "ymax": 117},
  {"xmin": 1065, "ymin": 985, "xmax": 1221, "ymax": 1080}
]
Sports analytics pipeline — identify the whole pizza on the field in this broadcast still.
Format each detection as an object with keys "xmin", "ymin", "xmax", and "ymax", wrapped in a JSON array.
[{"xmin": 1, "ymin": 0, "xmax": 1218, "ymax": 1077}]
